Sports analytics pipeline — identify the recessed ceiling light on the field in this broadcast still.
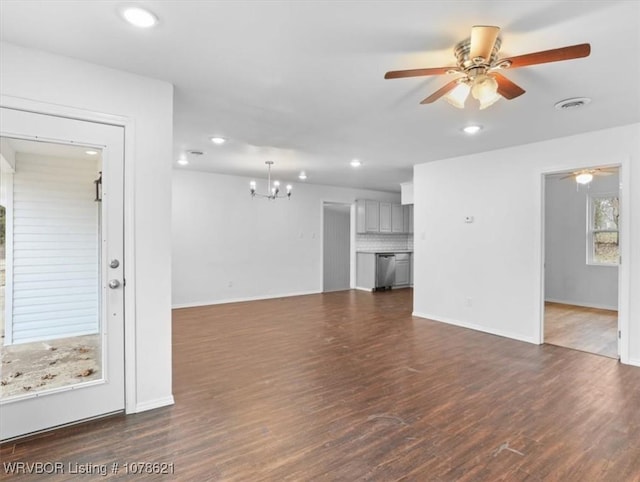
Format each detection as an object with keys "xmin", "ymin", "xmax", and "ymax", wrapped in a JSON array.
[
  {"xmin": 85, "ymin": 150, "xmax": 99, "ymax": 156},
  {"xmin": 462, "ymin": 125, "xmax": 483, "ymax": 135},
  {"xmin": 210, "ymin": 137, "xmax": 226, "ymax": 145},
  {"xmin": 177, "ymin": 159, "xmax": 189, "ymax": 166},
  {"xmin": 298, "ymin": 172, "xmax": 307, "ymax": 180},
  {"xmin": 350, "ymin": 159, "xmax": 362, "ymax": 167},
  {"xmin": 121, "ymin": 6, "xmax": 158, "ymax": 28},
  {"xmin": 554, "ymin": 97, "xmax": 591, "ymax": 110}
]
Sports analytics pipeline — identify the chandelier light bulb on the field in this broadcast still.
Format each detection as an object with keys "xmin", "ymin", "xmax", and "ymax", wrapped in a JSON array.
[{"xmin": 249, "ymin": 162, "xmax": 292, "ymax": 200}]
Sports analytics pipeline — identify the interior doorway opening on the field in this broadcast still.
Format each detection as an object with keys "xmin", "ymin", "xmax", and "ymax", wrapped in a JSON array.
[
  {"xmin": 322, "ymin": 202, "xmax": 352, "ymax": 292},
  {"xmin": 542, "ymin": 166, "xmax": 619, "ymax": 358}
]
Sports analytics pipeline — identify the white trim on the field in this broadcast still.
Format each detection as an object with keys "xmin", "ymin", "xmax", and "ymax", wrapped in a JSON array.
[
  {"xmin": 627, "ymin": 358, "xmax": 640, "ymax": 368},
  {"xmin": 135, "ymin": 395, "xmax": 174, "ymax": 413},
  {"xmin": 544, "ymin": 298, "xmax": 618, "ymax": 312},
  {"xmin": 617, "ymin": 159, "xmax": 631, "ymax": 364},
  {"xmin": 172, "ymin": 290, "xmax": 321, "ymax": 309},
  {"xmin": 355, "ymin": 286, "xmax": 373, "ymax": 292},
  {"xmin": 1, "ymin": 94, "xmax": 138, "ymax": 413},
  {"xmin": 412, "ymin": 311, "xmax": 538, "ymax": 345}
]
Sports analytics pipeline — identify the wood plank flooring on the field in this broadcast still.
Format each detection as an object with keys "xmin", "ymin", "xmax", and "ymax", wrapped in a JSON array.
[
  {"xmin": 544, "ymin": 302, "xmax": 618, "ymax": 359},
  {"xmin": 2, "ymin": 289, "xmax": 640, "ymax": 481}
]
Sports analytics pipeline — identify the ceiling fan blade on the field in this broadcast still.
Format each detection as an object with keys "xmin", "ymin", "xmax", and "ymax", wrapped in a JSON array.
[
  {"xmin": 559, "ymin": 173, "xmax": 577, "ymax": 180},
  {"xmin": 420, "ymin": 79, "xmax": 459, "ymax": 104},
  {"xmin": 593, "ymin": 170, "xmax": 616, "ymax": 176},
  {"xmin": 470, "ymin": 25, "xmax": 500, "ymax": 62},
  {"xmin": 492, "ymin": 73, "xmax": 526, "ymax": 99},
  {"xmin": 501, "ymin": 43, "xmax": 591, "ymax": 69},
  {"xmin": 384, "ymin": 67, "xmax": 456, "ymax": 79}
]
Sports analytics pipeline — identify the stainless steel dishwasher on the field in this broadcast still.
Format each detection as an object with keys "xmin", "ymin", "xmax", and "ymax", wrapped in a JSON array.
[{"xmin": 376, "ymin": 254, "xmax": 395, "ymax": 290}]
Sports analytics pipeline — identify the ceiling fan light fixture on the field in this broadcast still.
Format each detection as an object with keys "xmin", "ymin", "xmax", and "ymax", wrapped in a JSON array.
[
  {"xmin": 478, "ymin": 91, "xmax": 502, "ymax": 110},
  {"xmin": 444, "ymin": 82, "xmax": 471, "ymax": 109},
  {"xmin": 471, "ymin": 74, "xmax": 498, "ymax": 101},
  {"xmin": 576, "ymin": 172, "xmax": 594, "ymax": 184}
]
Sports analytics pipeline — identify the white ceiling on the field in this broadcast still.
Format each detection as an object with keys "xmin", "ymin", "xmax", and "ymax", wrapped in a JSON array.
[{"xmin": 1, "ymin": 1, "xmax": 638, "ymax": 192}]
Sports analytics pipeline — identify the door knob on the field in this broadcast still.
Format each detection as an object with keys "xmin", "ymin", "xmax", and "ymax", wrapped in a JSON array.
[
  {"xmin": 109, "ymin": 259, "xmax": 120, "ymax": 269},
  {"xmin": 109, "ymin": 279, "xmax": 121, "ymax": 289}
]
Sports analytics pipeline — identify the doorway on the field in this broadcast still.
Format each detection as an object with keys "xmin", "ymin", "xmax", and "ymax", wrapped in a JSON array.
[
  {"xmin": 0, "ymin": 108, "xmax": 125, "ymax": 440},
  {"xmin": 322, "ymin": 203, "xmax": 351, "ymax": 292},
  {"xmin": 542, "ymin": 166, "xmax": 619, "ymax": 358}
]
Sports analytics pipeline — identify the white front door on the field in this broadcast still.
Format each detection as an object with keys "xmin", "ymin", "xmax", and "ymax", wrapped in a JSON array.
[{"xmin": 0, "ymin": 107, "xmax": 125, "ymax": 440}]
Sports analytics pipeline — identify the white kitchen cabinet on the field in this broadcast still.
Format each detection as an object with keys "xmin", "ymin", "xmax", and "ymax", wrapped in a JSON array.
[
  {"xmin": 356, "ymin": 252, "xmax": 377, "ymax": 290},
  {"xmin": 403, "ymin": 205, "xmax": 411, "ymax": 233},
  {"xmin": 402, "ymin": 204, "xmax": 413, "ymax": 234},
  {"xmin": 379, "ymin": 202, "xmax": 392, "ymax": 233},
  {"xmin": 392, "ymin": 203, "xmax": 404, "ymax": 233},
  {"xmin": 356, "ymin": 199, "xmax": 380, "ymax": 233},
  {"xmin": 394, "ymin": 253, "xmax": 411, "ymax": 287}
]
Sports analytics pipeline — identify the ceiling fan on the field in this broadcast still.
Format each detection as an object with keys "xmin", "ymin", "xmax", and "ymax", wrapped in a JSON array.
[
  {"xmin": 561, "ymin": 168, "xmax": 616, "ymax": 185},
  {"xmin": 384, "ymin": 26, "xmax": 591, "ymax": 109}
]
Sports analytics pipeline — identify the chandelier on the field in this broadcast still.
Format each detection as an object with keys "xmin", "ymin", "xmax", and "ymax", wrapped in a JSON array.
[{"xmin": 249, "ymin": 161, "xmax": 292, "ymax": 200}]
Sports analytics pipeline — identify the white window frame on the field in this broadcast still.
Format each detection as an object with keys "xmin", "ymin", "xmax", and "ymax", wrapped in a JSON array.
[{"xmin": 586, "ymin": 192, "xmax": 619, "ymax": 267}]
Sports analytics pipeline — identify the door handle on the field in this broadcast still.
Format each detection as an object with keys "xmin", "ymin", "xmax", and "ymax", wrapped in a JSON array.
[{"xmin": 109, "ymin": 279, "xmax": 121, "ymax": 289}]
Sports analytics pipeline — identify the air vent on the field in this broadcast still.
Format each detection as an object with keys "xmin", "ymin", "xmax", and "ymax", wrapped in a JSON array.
[
  {"xmin": 554, "ymin": 97, "xmax": 591, "ymax": 110},
  {"xmin": 188, "ymin": 150, "xmax": 204, "ymax": 155}
]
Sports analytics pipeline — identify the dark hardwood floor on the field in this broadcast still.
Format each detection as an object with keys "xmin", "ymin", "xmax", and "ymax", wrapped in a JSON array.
[
  {"xmin": 2, "ymin": 289, "xmax": 640, "ymax": 481},
  {"xmin": 544, "ymin": 302, "xmax": 618, "ymax": 359}
]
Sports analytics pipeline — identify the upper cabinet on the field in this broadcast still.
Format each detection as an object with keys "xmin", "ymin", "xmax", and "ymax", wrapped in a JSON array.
[
  {"xmin": 379, "ymin": 202, "xmax": 392, "ymax": 233},
  {"xmin": 391, "ymin": 203, "xmax": 404, "ymax": 233},
  {"xmin": 357, "ymin": 200, "xmax": 413, "ymax": 234},
  {"xmin": 357, "ymin": 199, "xmax": 380, "ymax": 233},
  {"xmin": 404, "ymin": 204, "xmax": 414, "ymax": 234}
]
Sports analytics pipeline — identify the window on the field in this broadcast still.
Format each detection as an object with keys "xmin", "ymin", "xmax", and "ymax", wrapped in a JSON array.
[{"xmin": 588, "ymin": 194, "xmax": 619, "ymax": 265}]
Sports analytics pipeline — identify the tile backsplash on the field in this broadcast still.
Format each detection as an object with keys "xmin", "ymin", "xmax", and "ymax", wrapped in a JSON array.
[{"xmin": 356, "ymin": 233, "xmax": 413, "ymax": 251}]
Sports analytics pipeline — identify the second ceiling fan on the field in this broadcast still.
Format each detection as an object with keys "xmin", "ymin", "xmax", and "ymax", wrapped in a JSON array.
[{"xmin": 385, "ymin": 26, "xmax": 591, "ymax": 109}]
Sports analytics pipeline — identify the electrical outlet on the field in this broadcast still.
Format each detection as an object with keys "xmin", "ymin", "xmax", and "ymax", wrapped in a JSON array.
[
  {"xmin": 228, "ymin": 281, "xmax": 233, "ymax": 288},
  {"xmin": 465, "ymin": 297, "xmax": 472, "ymax": 307}
]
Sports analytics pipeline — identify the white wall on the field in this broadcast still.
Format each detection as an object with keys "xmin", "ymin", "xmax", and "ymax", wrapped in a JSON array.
[
  {"xmin": 413, "ymin": 123, "xmax": 640, "ymax": 365},
  {"xmin": 545, "ymin": 171, "xmax": 619, "ymax": 310},
  {"xmin": 0, "ymin": 42, "xmax": 174, "ymax": 410},
  {"xmin": 172, "ymin": 170, "xmax": 399, "ymax": 307}
]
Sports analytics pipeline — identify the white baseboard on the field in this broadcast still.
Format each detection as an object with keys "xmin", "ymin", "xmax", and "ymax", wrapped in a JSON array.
[
  {"xmin": 172, "ymin": 290, "xmax": 321, "ymax": 309},
  {"xmin": 545, "ymin": 298, "xmax": 617, "ymax": 311},
  {"xmin": 135, "ymin": 395, "xmax": 175, "ymax": 413},
  {"xmin": 412, "ymin": 311, "xmax": 537, "ymax": 345},
  {"xmin": 626, "ymin": 358, "xmax": 640, "ymax": 368},
  {"xmin": 355, "ymin": 286, "xmax": 374, "ymax": 292}
]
